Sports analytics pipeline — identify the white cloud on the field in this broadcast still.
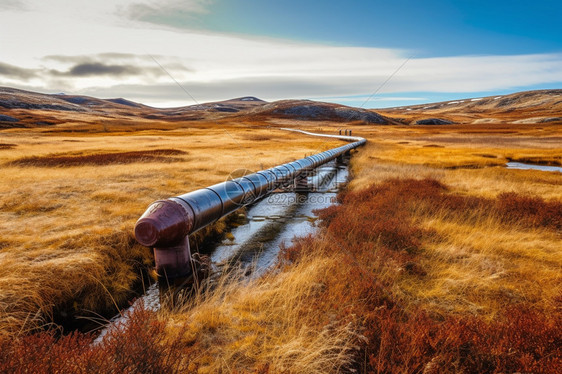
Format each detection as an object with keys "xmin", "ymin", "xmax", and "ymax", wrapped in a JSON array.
[
  {"xmin": 11, "ymin": 0, "xmax": 212, "ymax": 20},
  {"xmin": 392, "ymin": 54, "xmax": 562, "ymax": 92},
  {"xmin": 120, "ymin": 0, "xmax": 213, "ymax": 22},
  {"xmin": 0, "ymin": 0, "xmax": 25, "ymax": 10},
  {"xmin": 1, "ymin": 1, "xmax": 561, "ymax": 107}
]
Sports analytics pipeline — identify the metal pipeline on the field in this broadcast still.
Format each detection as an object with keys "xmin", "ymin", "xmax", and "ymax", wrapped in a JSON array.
[{"xmin": 135, "ymin": 130, "xmax": 366, "ymax": 282}]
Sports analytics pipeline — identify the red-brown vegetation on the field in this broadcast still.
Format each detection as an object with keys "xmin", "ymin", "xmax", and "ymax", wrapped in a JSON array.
[
  {"xmin": 0, "ymin": 304, "xmax": 185, "ymax": 374},
  {"xmin": 283, "ymin": 179, "xmax": 562, "ymax": 373},
  {"xmin": 359, "ymin": 307, "xmax": 562, "ymax": 373},
  {"xmin": 9, "ymin": 149, "xmax": 188, "ymax": 167},
  {"xmin": 496, "ymin": 192, "xmax": 562, "ymax": 230},
  {"xmin": 0, "ymin": 177, "xmax": 560, "ymax": 373},
  {"xmin": 16, "ymin": 177, "xmax": 558, "ymax": 373}
]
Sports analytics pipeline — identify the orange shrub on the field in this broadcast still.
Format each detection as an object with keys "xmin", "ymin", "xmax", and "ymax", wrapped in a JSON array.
[
  {"xmin": 496, "ymin": 192, "xmax": 562, "ymax": 230},
  {"xmin": 0, "ymin": 304, "xmax": 185, "ymax": 374}
]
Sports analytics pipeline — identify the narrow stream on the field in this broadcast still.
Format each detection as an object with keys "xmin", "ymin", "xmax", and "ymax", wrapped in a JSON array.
[
  {"xmin": 506, "ymin": 162, "xmax": 562, "ymax": 173},
  {"xmin": 95, "ymin": 159, "xmax": 349, "ymax": 342},
  {"xmin": 210, "ymin": 160, "xmax": 348, "ymax": 277}
]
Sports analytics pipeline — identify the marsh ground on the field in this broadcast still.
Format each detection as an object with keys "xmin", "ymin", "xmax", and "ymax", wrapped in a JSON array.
[{"xmin": 0, "ymin": 94, "xmax": 561, "ymax": 372}]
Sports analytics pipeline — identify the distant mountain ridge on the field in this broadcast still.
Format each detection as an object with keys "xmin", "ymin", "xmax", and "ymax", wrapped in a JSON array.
[
  {"xmin": 0, "ymin": 87, "xmax": 395, "ymax": 127},
  {"xmin": 1, "ymin": 86, "xmax": 561, "ymax": 129},
  {"xmin": 379, "ymin": 89, "xmax": 562, "ymax": 125},
  {"xmin": 0, "ymin": 87, "xmax": 266, "ymax": 112}
]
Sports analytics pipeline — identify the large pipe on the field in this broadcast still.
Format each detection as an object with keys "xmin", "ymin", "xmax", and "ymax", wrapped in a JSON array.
[{"xmin": 135, "ymin": 131, "xmax": 366, "ymax": 282}]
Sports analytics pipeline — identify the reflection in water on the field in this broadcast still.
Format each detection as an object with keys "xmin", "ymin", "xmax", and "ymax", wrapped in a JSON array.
[
  {"xmin": 506, "ymin": 162, "xmax": 562, "ymax": 173},
  {"xmin": 209, "ymin": 160, "xmax": 348, "ymax": 277}
]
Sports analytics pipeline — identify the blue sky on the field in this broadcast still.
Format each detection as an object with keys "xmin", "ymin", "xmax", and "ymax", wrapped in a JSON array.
[
  {"xmin": 188, "ymin": 0, "xmax": 562, "ymax": 55},
  {"xmin": 0, "ymin": 0, "xmax": 561, "ymax": 107}
]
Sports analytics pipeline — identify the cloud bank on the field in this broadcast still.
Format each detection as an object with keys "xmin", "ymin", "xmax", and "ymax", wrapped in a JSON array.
[{"xmin": 0, "ymin": 1, "xmax": 561, "ymax": 107}]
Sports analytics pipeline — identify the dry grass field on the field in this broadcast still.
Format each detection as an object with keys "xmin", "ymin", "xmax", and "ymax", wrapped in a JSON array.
[
  {"xmin": 1, "ymin": 89, "xmax": 561, "ymax": 372},
  {"xmin": 348, "ymin": 125, "xmax": 561, "ymax": 315}
]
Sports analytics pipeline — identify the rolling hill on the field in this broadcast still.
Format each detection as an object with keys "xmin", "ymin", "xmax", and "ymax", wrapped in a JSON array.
[
  {"xmin": 1, "ymin": 86, "xmax": 561, "ymax": 130},
  {"xmin": 378, "ymin": 89, "xmax": 562, "ymax": 125}
]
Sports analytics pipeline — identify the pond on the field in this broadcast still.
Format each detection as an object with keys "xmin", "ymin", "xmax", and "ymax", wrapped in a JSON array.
[{"xmin": 506, "ymin": 162, "xmax": 562, "ymax": 173}]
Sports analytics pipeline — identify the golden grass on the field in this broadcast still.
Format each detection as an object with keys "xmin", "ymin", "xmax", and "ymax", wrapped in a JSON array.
[
  {"xmin": 161, "ymin": 258, "xmax": 358, "ymax": 373},
  {"xmin": 1, "ymin": 111, "xmax": 560, "ymax": 371},
  {"xmin": 410, "ymin": 219, "xmax": 562, "ymax": 316},
  {"xmin": 345, "ymin": 122, "xmax": 562, "ymax": 319}
]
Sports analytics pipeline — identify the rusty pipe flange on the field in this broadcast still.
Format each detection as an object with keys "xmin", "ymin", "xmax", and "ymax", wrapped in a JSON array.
[{"xmin": 134, "ymin": 199, "xmax": 194, "ymax": 247}]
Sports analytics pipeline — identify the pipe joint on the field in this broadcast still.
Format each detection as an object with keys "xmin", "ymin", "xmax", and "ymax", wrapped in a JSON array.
[{"xmin": 134, "ymin": 199, "xmax": 194, "ymax": 247}]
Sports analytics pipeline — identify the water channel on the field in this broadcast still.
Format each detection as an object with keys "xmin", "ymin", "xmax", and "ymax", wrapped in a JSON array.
[
  {"xmin": 506, "ymin": 162, "xmax": 562, "ymax": 173},
  {"xmin": 95, "ymin": 159, "xmax": 349, "ymax": 342}
]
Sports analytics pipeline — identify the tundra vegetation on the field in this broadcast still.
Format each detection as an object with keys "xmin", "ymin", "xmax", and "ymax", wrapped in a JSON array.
[{"xmin": 0, "ymin": 102, "xmax": 561, "ymax": 372}]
